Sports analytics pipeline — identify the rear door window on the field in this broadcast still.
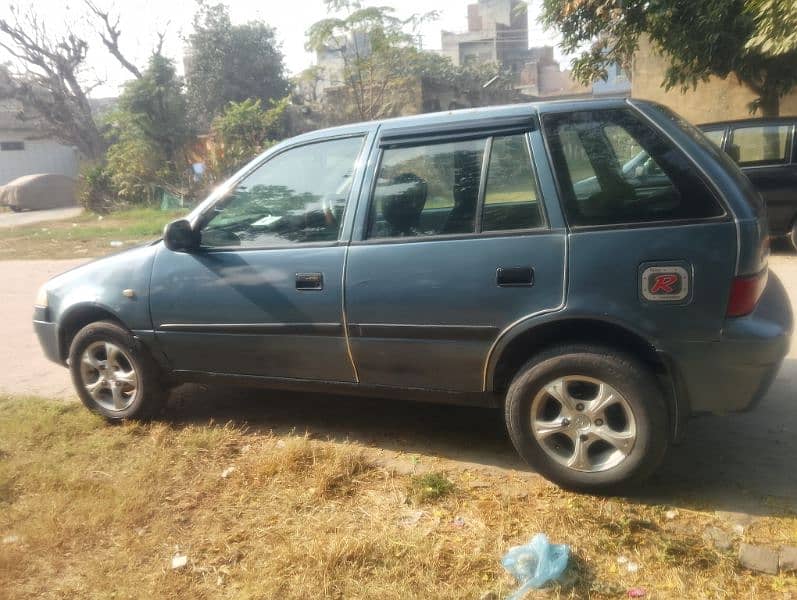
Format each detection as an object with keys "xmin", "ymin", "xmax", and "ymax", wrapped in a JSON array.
[
  {"xmin": 368, "ymin": 139, "xmax": 485, "ymax": 239},
  {"xmin": 543, "ymin": 108, "xmax": 724, "ymax": 227},
  {"xmin": 729, "ymin": 124, "xmax": 792, "ymax": 166},
  {"xmin": 482, "ymin": 135, "xmax": 544, "ymax": 231}
]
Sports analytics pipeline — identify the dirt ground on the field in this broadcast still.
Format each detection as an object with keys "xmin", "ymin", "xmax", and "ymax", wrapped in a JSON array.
[{"xmin": 2, "ymin": 253, "xmax": 796, "ymax": 513}]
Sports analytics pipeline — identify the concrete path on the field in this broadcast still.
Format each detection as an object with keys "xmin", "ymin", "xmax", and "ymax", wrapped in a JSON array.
[
  {"xmin": 1, "ymin": 259, "xmax": 85, "ymax": 398},
  {"xmin": 0, "ymin": 207, "xmax": 83, "ymax": 228}
]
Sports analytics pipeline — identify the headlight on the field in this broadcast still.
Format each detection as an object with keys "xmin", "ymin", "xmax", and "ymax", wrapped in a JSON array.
[{"xmin": 34, "ymin": 284, "xmax": 49, "ymax": 308}]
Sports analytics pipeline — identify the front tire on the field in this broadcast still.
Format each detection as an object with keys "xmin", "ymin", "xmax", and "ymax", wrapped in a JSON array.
[
  {"xmin": 504, "ymin": 344, "xmax": 669, "ymax": 493},
  {"xmin": 790, "ymin": 220, "xmax": 797, "ymax": 253},
  {"xmin": 68, "ymin": 320, "xmax": 165, "ymax": 420}
]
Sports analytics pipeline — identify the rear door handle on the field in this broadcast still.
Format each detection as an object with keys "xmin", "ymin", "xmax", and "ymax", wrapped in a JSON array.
[
  {"xmin": 496, "ymin": 266, "xmax": 534, "ymax": 287},
  {"xmin": 296, "ymin": 272, "xmax": 323, "ymax": 290}
]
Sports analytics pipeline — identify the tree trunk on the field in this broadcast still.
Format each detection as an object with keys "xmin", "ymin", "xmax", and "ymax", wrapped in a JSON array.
[
  {"xmin": 758, "ymin": 90, "xmax": 780, "ymax": 117},
  {"xmin": 756, "ymin": 88, "xmax": 782, "ymax": 160}
]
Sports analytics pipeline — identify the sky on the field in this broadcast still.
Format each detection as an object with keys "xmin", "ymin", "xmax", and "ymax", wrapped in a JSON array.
[{"xmin": 1, "ymin": 0, "xmax": 570, "ymax": 98}]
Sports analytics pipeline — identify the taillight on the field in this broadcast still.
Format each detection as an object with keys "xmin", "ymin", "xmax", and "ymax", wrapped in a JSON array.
[{"xmin": 726, "ymin": 270, "xmax": 768, "ymax": 317}]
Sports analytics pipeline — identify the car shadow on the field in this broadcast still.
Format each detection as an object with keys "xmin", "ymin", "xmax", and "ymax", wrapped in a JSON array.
[
  {"xmin": 163, "ymin": 358, "xmax": 797, "ymax": 517},
  {"xmin": 165, "ymin": 383, "xmax": 522, "ymax": 471}
]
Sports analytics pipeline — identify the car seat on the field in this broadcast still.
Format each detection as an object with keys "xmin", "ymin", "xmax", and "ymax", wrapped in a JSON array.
[{"xmin": 381, "ymin": 173, "xmax": 428, "ymax": 237}]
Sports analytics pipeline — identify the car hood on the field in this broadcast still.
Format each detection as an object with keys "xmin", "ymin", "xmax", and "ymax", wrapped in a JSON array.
[{"xmin": 44, "ymin": 239, "xmax": 161, "ymax": 289}]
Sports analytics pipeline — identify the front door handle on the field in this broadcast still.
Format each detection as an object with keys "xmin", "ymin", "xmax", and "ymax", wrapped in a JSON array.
[
  {"xmin": 496, "ymin": 266, "xmax": 534, "ymax": 287},
  {"xmin": 296, "ymin": 272, "xmax": 323, "ymax": 290}
]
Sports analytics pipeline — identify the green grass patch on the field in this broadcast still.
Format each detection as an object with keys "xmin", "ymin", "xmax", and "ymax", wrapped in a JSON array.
[
  {"xmin": 0, "ymin": 207, "xmax": 185, "ymax": 259},
  {"xmin": 409, "ymin": 471, "xmax": 456, "ymax": 503}
]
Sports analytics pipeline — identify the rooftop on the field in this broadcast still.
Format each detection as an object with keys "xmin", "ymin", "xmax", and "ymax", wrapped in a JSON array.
[{"xmin": 288, "ymin": 96, "xmax": 633, "ymax": 143}]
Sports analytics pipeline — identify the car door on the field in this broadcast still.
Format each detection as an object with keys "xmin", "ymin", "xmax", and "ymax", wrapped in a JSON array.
[
  {"xmin": 149, "ymin": 133, "xmax": 369, "ymax": 381},
  {"xmin": 730, "ymin": 122, "xmax": 797, "ymax": 236},
  {"xmin": 344, "ymin": 123, "xmax": 567, "ymax": 392}
]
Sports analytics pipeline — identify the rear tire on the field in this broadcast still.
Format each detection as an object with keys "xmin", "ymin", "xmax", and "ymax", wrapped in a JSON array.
[
  {"xmin": 790, "ymin": 220, "xmax": 797, "ymax": 252},
  {"xmin": 68, "ymin": 321, "xmax": 165, "ymax": 421},
  {"xmin": 504, "ymin": 344, "xmax": 669, "ymax": 493}
]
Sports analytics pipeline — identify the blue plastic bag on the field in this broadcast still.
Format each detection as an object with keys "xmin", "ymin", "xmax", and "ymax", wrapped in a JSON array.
[{"xmin": 501, "ymin": 533, "xmax": 570, "ymax": 599}]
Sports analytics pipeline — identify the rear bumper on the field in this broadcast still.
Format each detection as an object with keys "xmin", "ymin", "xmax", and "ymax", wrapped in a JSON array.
[
  {"xmin": 669, "ymin": 272, "xmax": 793, "ymax": 414},
  {"xmin": 33, "ymin": 318, "xmax": 62, "ymax": 365}
]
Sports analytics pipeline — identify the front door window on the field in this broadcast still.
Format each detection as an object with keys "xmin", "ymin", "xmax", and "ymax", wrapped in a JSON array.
[{"xmin": 200, "ymin": 136, "xmax": 365, "ymax": 247}]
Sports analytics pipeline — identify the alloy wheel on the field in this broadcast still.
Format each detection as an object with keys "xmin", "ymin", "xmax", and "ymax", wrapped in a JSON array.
[
  {"xmin": 79, "ymin": 341, "xmax": 139, "ymax": 412},
  {"xmin": 530, "ymin": 375, "xmax": 637, "ymax": 472}
]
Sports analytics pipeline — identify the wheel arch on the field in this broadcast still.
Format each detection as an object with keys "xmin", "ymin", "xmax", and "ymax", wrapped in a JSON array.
[
  {"xmin": 485, "ymin": 316, "xmax": 687, "ymax": 440},
  {"xmin": 58, "ymin": 303, "xmax": 125, "ymax": 362}
]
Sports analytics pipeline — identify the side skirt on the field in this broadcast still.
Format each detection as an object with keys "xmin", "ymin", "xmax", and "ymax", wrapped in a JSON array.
[{"xmin": 171, "ymin": 369, "xmax": 502, "ymax": 408}]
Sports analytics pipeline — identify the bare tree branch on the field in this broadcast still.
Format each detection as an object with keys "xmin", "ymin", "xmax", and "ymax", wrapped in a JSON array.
[
  {"xmin": 84, "ymin": 0, "xmax": 142, "ymax": 79},
  {"xmin": 154, "ymin": 27, "xmax": 168, "ymax": 57},
  {"xmin": 0, "ymin": 5, "xmax": 105, "ymax": 158}
]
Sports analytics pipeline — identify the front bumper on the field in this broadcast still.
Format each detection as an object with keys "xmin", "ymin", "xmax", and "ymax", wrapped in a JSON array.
[
  {"xmin": 33, "ymin": 310, "xmax": 62, "ymax": 365},
  {"xmin": 669, "ymin": 272, "xmax": 793, "ymax": 414}
]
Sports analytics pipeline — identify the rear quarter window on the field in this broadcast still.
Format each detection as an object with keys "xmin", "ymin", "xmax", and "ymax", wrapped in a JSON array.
[{"xmin": 543, "ymin": 108, "xmax": 724, "ymax": 227}]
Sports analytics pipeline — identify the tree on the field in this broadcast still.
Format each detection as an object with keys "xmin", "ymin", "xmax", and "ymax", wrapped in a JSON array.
[
  {"xmin": 185, "ymin": 3, "xmax": 289, "ymax": 128},
  {"xmin": 208, "ymin": 97, "xmax": 289, "ymax": 178},
  {"xmin": 295, "ymin": 65, "xmax": 325, "ymax": 104},
  {"xmin": 0, "ymin": 2, "xmax": 167, "ymax": 160},
  {"xmin": 0, "ymin": 6, "xmax": 104, "ymax": 159},
  {"xmin": 115, "ymin": 55, "xmax": 190, "ymax": 170},
  {"xmin": 541, "ymin": 0, "xmax": 797, "ymax": 116},
  {"xmin": 746, "ymin": 0, "xmax": 797, "ymax": 57},
  {"xmin": 306, "ymin": 1, "xmax": 436, "ymax": 121},
  {"xmin": 104, "ymin": 55, "xmax": 190, "ymax": 203}
]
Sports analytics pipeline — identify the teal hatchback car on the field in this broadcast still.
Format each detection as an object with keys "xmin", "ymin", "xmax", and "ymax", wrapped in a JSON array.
[{"xmin": 34, "ymin": 99, "xmax": 792, "ymax": 491}]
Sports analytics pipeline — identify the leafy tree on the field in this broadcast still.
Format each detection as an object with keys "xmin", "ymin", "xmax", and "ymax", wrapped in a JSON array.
[
  {"xmin": 104, "ymin": 55, "xmax": 190, "ymax": 203},
  {"xmin": 186, "ymin": 3, "xmax": 289, "ymax": 128},
  {"xmin": 746, "ymin": 0, "xmax": 797, "ymax": 57},
  {"xmin": 541, "ymin": 0, "xmax": 797, "ymax": 116},
  {"xmin": 305, "ymin": 2, "xmax": 520, "ymax": 122},
  {"xmin": 306, "ymin": 1, "xmax": 436, "ymax": 121},
  {"xmin": 295, "ymin": 65, "xmax": 325, "ymax": 103},
  {"xmin": 208, "ymin": 98, "xmax": 289, "ymax": 178},
  {"xmin": 115, "ymin": 55, "xmax": 190, "ymax": 170}
]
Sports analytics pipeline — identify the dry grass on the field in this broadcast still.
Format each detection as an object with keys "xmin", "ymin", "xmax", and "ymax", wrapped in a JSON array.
[
  {"xmin": 1, "ymin": 395, "xmax": 795, "ymax": 600},
  {"xmin": 0, "ymin": 208, "xmax": 184, "ymax": 259}
]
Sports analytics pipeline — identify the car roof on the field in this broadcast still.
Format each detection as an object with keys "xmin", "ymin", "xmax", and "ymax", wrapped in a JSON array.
[
  {"xmin": 289, "ymin": 97, "xmax": 633, "ymax": 143},
  {"xmin": 700, "ymin": 116, "xmax": 796, "ymax": 129}
]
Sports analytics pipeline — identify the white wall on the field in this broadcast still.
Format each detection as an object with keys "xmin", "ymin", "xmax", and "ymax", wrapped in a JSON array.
[{"xmin": 0, "ymin": 139, "xmax": 79, "ymax": 185}]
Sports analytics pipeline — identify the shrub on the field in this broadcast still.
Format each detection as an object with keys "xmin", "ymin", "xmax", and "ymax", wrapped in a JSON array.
[{"xmin": 78, "ymin": 163, "xmax": 117, "ymax": 214}]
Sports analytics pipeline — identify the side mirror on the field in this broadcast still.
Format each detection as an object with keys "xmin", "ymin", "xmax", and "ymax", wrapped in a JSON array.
[{"xmin": 163, "ymin": 219, "xmax": 199, "ymax": 252}]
